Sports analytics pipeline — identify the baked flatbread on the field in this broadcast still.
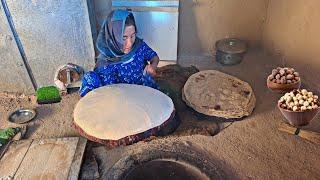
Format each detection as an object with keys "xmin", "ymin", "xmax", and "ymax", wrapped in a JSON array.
[
  {"xmin": 74, "ymin": 84, "xmax": 175, "ymax": 140},
  {"xmin": 183, "ymin": 70, "xmax": 256, "ymax": 119}
]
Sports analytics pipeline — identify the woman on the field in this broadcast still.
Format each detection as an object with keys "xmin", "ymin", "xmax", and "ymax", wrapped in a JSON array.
[{"xmin": 80, "ymin": 10, "xmax": 160, "ymax": 97}]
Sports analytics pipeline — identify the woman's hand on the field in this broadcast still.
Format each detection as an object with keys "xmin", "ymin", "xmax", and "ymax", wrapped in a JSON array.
[
  {"xmin": 144, "ymin": 56, "xmax": 160, "ymax": 77},
  {"xmin": 144, "ymin": 64, "xmax": 157, "ymax": 77}
]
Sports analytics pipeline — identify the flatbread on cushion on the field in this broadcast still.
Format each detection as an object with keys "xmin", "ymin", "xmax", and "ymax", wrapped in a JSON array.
[
  {"xmin": 73, "ymin": 84, "xmax": 175, "ymax": 142},
  {"xmin": 183, "ymin": 70, "xmax": 256, "ymax": 119}
]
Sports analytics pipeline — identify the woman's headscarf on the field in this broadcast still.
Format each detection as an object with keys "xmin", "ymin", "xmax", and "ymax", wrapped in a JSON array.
[{"xmin": 95, "ymin": 9, "xmax": 143, "ymax": 67}]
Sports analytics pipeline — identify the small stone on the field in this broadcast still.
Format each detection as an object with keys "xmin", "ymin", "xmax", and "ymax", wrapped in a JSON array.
[
  {"xmin": 294, "ymin": 77, "xmax": 300, "ymax": 81},
  {"xmin": 313, "ymin": 95, "xmax": 318, "ymax": 99},
  {"xmin": 276, "ymin": 74, "xmax": 281, "ymax": 80},
  {"xmin": 222, "ymin": 89, "xmax": 231, "ymax": 95},
  {"xmin": 293, "ymin": 106, "xmax": 298, "ymax": 111},
  {"xmin": 307, "ymin": 92, "xmax": 313, "ymax": 97},
  {"xmin": 287, "ymin": 80, "xmax": 292, "ymax": 84},
  {"xmin": 303, "ymin": 101, "xmax": 309, "ymax": 107},
  {"xmin": 293, "ymin": 72, "xmax": 299, "ymax": 77},
  {"xmin": 213, "ymin": 105, "xmax": 221, "ymax": 110},
  {"xmin": 301, "ymin": 106, "xmax": 307, "ymax": 111},
  {"xmin": 307, "ymin": 106, "xmax": 312, "ymax": 110}
]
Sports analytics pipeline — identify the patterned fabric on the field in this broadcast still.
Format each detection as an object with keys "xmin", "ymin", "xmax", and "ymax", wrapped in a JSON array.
[{"xmin": 80, "ymin": 41, "xmax": 158, "ymax": 97}]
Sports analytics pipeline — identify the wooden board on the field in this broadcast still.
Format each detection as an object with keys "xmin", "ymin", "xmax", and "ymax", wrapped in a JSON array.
[
  {"xmin": 0, "ymin": 140, "xmax": 33, "ymax": 178},
  {"xmin": 0, "ymin": 137, "xmax": 87, "ymax": 180},
  {"xmin": 68, "ymin": 138, "xmax": 87, "ymax": 180}
]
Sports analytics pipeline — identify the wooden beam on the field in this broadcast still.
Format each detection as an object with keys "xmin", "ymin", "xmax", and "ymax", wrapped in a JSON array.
[{"xmin": 278, "ymin": 122, "xmax": 320, "ymax": 145}]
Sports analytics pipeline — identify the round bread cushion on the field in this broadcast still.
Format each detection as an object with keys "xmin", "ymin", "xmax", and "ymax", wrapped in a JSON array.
[
  {"xmin": 73, "ymin": 84, "xmax": 177, "ymax": 146},
  {"xmin": 183, "ymin": 70, "xmax": 256, "ymax": 119}
]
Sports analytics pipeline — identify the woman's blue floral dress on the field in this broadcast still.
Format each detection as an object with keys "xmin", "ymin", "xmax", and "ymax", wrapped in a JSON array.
[{"xmin": 80, "ymin": 42, "xmax": 158, "ymax": 97}]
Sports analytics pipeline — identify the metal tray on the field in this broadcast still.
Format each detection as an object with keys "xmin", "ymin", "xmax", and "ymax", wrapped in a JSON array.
[{"xmin": 8, "ymin": 109, "xmax": 36, "ymax": 124}]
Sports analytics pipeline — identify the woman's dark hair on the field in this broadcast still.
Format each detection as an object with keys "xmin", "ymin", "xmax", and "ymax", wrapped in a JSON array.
[{"xmin": 125, "ymin": 14, "xmax": 137, "ymax": 32}]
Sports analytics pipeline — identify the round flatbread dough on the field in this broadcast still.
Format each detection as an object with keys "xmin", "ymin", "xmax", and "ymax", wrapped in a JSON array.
[
  {"xmin": 74, "ymin": 84, "xmax": 175, "ymax": 141},
  {"xmin": 183, "ymin": 70, "xmax": 256, "ymax": 119}
]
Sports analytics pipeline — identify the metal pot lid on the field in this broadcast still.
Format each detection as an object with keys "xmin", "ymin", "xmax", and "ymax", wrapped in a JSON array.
[{"xmin": 216, "ymin": 38, "xmax": 247, "ymax": 54}]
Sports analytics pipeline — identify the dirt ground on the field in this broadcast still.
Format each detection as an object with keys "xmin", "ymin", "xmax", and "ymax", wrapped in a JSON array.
[{"xmin": 0, "ymin": 48, "xmax": 320, "ymax": 179}]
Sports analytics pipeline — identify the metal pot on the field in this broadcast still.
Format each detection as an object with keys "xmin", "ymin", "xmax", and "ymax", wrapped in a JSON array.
[{"xmin": 215, "ymin": 38, "xmax": 247, "ymax": 65}]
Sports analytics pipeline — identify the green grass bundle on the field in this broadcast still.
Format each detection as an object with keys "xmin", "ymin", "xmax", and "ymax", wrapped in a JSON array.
[
  {"xmin": 0, "ymin": 128, "xmax": 17, "ymax": 146},
  {"xmin": 36, "ymin": 86, "xmax": 61, "ymax": 104}
]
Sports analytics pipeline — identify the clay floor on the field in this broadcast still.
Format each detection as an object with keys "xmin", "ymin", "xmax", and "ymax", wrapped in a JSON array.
[{"xmin": 0, "ymin": 48, "xmax": 320, "ymax": 179}]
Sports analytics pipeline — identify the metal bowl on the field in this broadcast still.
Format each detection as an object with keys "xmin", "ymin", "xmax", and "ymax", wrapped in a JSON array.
[
  {"xmin": 8, "ymin": 109, "xmax": 36, "ymax": 124},
  {"xmin": 215, "ymin": 38, "xmax": 247, "ymax": 65}
]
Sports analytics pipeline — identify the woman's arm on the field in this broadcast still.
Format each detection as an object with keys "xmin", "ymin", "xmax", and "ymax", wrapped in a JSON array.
[{"xmin": 145, "ymin": 55, "xmax": 159, "ymax": 77}]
